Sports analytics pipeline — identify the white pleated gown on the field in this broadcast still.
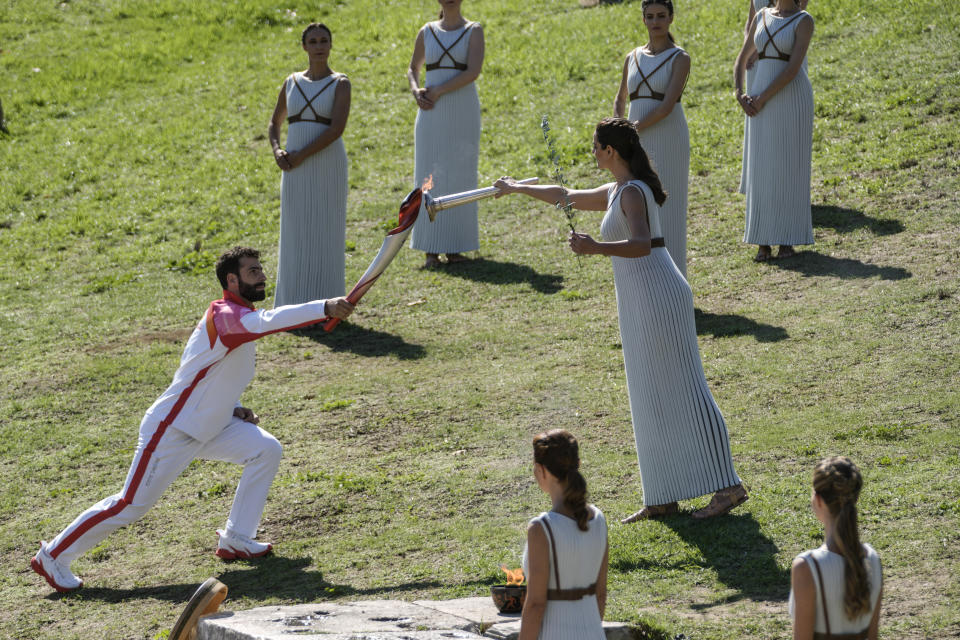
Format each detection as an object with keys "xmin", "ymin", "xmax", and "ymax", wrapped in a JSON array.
[
  {"xmin": 522, "ymin": 508, "xmax": 607, "ymax": 640},
  {"xmin": 742, "ymin": 9, "xmax": 814, "ymax": 246},
  {"xmin": 411, "ymin": 22, "xmax": 481, "ymax": 254},
  {"xmin": 740, "ymin": 0, "xmax": 809, "ymax": 193},
  {"xmin": 601, "ymin": 181, "xmax": 741, "ymax": 506},
  {"xmin": 275, "ymin": 72, "xmax": 348, "ymax": 307},
  {"xmin": 627, "ymin": 47, "xmax": 689, "ymax": 278}
]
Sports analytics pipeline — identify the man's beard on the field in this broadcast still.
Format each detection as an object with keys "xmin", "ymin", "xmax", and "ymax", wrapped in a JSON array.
[{"xmin": 238, "ymin": 280, "xmax": 266, "ymax": 302}]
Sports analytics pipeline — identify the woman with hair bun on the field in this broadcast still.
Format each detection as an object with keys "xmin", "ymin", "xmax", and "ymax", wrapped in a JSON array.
[
  {"xmin": 520, "ymin": 430, "xmax": 608, "ymax": 640},
  {"xmin": 614, "ymin": 0, "xmax": 690, "ymax": 277},
  {"xmin": 791, "ymin": 457, "xmax": 883, "ymax": 639},
  {"xmin": 269, "ymin": 23, "xmax": 351, "ymax": 305},
  {"xmin": 495, "ymin": 118, "xmax": 747, "ymax": 523}
]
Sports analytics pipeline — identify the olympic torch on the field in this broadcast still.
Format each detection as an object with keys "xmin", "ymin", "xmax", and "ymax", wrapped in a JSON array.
[{"xmin": 322, "ymin": 177, "xmax": 539, "ymax": 332}]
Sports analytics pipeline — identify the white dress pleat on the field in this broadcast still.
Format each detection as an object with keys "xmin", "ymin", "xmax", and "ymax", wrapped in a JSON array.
[
  {"xmin": 742, "ymin": 9, "xmax": 814, "ymax": 246},
  {"xmin": 275, "ymin": 72, "xmax": 348, "ymax": 306},
  {"xmin": 411, "ymin": 22, "xmax": 481, "ymax": 254},
  {"xmin": 601, "ymin": 181, "xmax": 741, "ymax": 505},
  {"xmin": 627, "ymin": 47, "xmax": 689, "ymax": 278},
  {"xmin": 522, "ymin": 508, "xmax": 607, "ymax": 640}
]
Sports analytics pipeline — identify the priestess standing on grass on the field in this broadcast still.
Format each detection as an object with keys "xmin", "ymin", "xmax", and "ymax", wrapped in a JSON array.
[
  {"xmin": 269, "ymin": 23, "xmax": 351, "ymax": 305},
  {"xmin": 613, "ymin": 0, "xmax": 690, "ymax": 278},
  {"xmin": 520, "ymin": 430, "xmax": 608, "ymax": 640},
  {"xmin": 495, "ymin": 118, "xmax": 748, "ymax": 523},
  {"xmin": 790, "ymin": 457, "xmax": 883, "ymax": 639},
  {"xmin": 406, "ymin": 0, "xmax": 484, "ymax": 268}
]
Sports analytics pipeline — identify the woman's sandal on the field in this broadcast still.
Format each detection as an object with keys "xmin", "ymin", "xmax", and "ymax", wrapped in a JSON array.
[
  {"xmin": 423, "ymin": 253, "xmax": 442, "ymax": 269},
  {"xmin": 692, "ymin": 485, "xmax": 749, "ymax": 520},
  {"xmin": 776, "ymin": 245, "xmax": 796, "ymax": 259},
  {"xmin": 621, "ymin": 502, "xmax": 678, "ymax": 524},
  {"xmin": 753, "ymin": 246, "xmax": 773, "ymax": 262},
  {"xmin": 445, "ymin": 252, "xmax": 470, "ymax": 264}
]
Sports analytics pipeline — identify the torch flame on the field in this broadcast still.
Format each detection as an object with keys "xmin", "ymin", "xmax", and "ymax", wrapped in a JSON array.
[
  {"xmin": 421, "ymin": 174, "xmax": 434, "ymax": 193},
  {"xmin": 500, "ymin": 565, "xmax": 525, "ymax": 586}
]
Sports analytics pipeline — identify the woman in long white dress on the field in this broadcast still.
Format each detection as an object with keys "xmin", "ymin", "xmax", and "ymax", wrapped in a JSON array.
[
  {"xmin": 790, "ymin": 457, "xmax": 883, "ymax": 639},
  {"xmin": 268, "ymin": 23, "xmax": 351, "ymax": 305},
  {"xmin": 735, "ymin": 0, "xmax": 814, "ymax": 261},
  {"xmin": 495, "ymin": 118, "xmax": 747, "ymax": 522},
  {"xmin": 614, "ymin": 0, "xmax": 690, "ymax": 278},
  {"xmin": 520, "ymin": 429, "xmax": 607, "ymax": 640},
  {"xmin": 406, "ymin": 0, "xmax": 484, "ymax": 268}
]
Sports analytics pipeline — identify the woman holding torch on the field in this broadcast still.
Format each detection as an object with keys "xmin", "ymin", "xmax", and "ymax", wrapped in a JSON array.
[
  {"xmin": 268, "ymin": 23, "xmax": 351, "ymax": 305},
  {"xmin": 495, "ymin": 118, "xmax": 747, "ymax": 522},
  {"xmin": 407, "ymin": 0, "xmax": 485, "ymax": 268}
]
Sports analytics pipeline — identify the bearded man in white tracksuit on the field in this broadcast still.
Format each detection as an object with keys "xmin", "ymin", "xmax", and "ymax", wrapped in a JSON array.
[{"xmin": 31, "ymin": 246, "xmax": 354, "ymax": 592}]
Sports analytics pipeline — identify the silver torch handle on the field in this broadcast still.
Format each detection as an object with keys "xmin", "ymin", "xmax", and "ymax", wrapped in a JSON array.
[{"xmin": 425, "ymin": 177, "xmax": 539, "ymax": 221}]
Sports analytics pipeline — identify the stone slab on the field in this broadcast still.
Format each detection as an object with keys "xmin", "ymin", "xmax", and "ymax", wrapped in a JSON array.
[
  {"xmin": 196, "ymin": 600, "xmax": 482, "ymax": 640},
  {"xmin": 413, "ymin": 596, "xmax": 520, "ymax": 630},
  {"xmin": 485, "ymin": 620, "xmax": 641, "ymax": 640}
]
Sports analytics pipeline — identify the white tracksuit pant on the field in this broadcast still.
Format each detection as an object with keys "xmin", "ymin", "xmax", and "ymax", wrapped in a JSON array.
[{"xmin": 47, "ymin": 415, "xmax": 281, "ymax": 566}]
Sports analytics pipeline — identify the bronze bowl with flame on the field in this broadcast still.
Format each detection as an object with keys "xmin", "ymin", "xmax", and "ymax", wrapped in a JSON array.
[{"xmin": 490, "ymin": 584, "xmax": 526, "ymax": 614}]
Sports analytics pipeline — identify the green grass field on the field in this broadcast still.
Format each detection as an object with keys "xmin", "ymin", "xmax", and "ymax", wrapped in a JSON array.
[{"xmin": 1, "ymin": 0, "xmax": 958, "ymax": 638}]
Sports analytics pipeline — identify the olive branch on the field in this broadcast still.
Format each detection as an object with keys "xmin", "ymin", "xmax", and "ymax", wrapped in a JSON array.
[{"xmin": 541, "ymin": 114, "xmax": 581, "ymax": 266}]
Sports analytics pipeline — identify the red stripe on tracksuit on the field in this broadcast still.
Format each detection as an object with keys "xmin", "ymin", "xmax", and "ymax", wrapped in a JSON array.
[{"xmin": 49, "ymin": 364, "xmax": 214, "ymax": 559}]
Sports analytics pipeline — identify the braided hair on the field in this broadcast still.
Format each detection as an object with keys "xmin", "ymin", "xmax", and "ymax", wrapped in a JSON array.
[
  {"xmin": 595, "ymin": 117, "xmax": 668, "ymax": 206},
  {"xmin": 813, "ymin": 456, "xmax": 871, "ymax": 619},
  {"xmin": 533, "ymin": 430, "xmax": 590, "ymax": 531},
  {"xmin": 641, "ymin": 0, "xmax": 677, "ymax": 43}
]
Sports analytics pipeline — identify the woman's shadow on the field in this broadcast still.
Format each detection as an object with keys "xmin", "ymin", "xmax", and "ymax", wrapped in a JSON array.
[
  {"xmin": 292, "ymin": 322, "xmax": 426, "ymax": 360},
  {"xmin": 442, "ymin": 257, "xmax": 564, "ymax": 294},
  {"xmin": 694, "ymin": 309, "xmax": 789, "ymax": 343},
  {"xmin": 612, "ymin": 513, "xmax": 790, "ymax": 606},
  {"xmin": 812, "ymin": 205, "xmax": 903, "ymax": 237}
]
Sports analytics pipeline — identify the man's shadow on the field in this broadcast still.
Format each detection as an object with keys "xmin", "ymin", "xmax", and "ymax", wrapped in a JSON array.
[
  {"xmin": 612, "ymin": 513, "xmax": 790, "ymax": 606},
  {"xmin": 774, "ymin": 251, "xmax": 911, "ymax": 280},
  {"xmin": 695, "ymin": 309, "xmax": 789, "ymax": 343},
  {"xmin": 441, "ymin": 258, "xmax": 564, "ymax": 294},
  {"xmin": 812, "ymin": 205, "xmax": 903, "ymax": 236},
  {"xmin": 292, "ymin": 322, "xmax": 427, "ymax": 360},
  {"xmin": 59, "ymin": 554, "xmax": 491, "ymax": 603}
]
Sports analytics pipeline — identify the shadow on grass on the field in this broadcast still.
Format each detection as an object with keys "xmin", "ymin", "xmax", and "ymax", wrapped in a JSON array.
[
  {"xmin": 611, "ymin": 512, "xmax": 789, "ymax": 605},
  {"xmin": 812, "ymin": 205, "xmax": 904, "ymax": 236},
  {"xmin": 669, "ymin": 512, "xmax": 789, "ymax": 605},
  {"xmin": 694, "ymin": 309, "xmax": 789, "ymax": 343},
  {"xmin": 59, "ymin": 554, "xmax": 492, "ymax": 604},
  {"xmin": 773, "ymin": 251, "xmax": 911, "ymax": 280},
  {"xmin": 440, "ymin": 257, "xmax": 564, "ymax": 294},
  {"xmin": 291, "ymin": 322, "xmax": 426, "ymax": 360}
]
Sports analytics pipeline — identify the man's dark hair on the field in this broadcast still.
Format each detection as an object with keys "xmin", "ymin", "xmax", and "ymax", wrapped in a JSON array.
[{"xmin": 216, "ymin": 246, "xmax": 260, "ymax": 289}]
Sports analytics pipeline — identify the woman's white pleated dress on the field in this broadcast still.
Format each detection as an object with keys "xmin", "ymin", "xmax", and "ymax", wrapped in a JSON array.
[
  {"xmin": 601, "ymin": 181, "xmax": 741, "ymax": 506},
  {"xmin": 522, "ymin": 507, "xmax": 607, "ymax": 640},
  {"xmin": 742, "ymin": 9, "xmax": 814, "ymax": 246},
  {"xmin": 789, "ymin": 545, "xmax": 883, "ymax": 636},
  {"xmin": 740, "ymin": 0, "xmax": 809, "ymax": 193},
  {"xmin": 411, "ymin": 22, "xmax": 481, "ymax": 254},
  {"xmin": 275, "ymin": 72, "xmax": 348, "ymax": 306},
  {"xmin": 627, "ymin": 47, "xmax": 689, "ymax": 278}
]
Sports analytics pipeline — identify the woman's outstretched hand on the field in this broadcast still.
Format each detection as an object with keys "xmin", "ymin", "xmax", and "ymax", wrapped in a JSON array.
[
  {"xmin": 569, "ymin": 231, "xmax": 599, "ymax": 255},
  {"xmin": 493, "ymin": 176, "xmax": 517, "ymax": 198}
]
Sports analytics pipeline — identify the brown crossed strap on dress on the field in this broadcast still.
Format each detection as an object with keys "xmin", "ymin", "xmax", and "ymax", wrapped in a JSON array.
[
  {"xmin": 425, "ymin": 22, "xmax": 473, "ymax": 71},
  {"xmin": 757, "ymin": 10, "xmax": 806, "ymax": 61},
  {"xmin": 287, "ymin": 75, "xmax": 338, "ymax": 125},
  {"xmin": 628, "ymin": 48, "xmax": 683, "ymax": 103},
  {"xmin": 809, "ymin": 556, "xmax": 870, "ymax": 640},
  {"xmin": 650, "ymin": 237, "xmax": 665, "ymax": 248},
  {"xmin": 540, "ymin": 516, "xmax": 598, "ymax": 601}
]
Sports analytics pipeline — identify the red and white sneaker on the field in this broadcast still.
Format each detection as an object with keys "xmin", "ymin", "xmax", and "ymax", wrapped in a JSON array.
[
  {"xmin": 215, "ymin": 529, "xmax": 272, "ymax": 560},
  {"xmin": 31, "ymin": 542, "xmax": 83, "ymax": 593}
]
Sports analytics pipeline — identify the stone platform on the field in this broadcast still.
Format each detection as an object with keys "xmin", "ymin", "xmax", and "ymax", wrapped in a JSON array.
[{"xmin": 196, "ymin": 596, "xmax": 641, "ymax": 639}]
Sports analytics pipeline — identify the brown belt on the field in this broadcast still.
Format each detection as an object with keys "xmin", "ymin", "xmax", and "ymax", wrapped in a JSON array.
[
  {"xmin": 288, "ymin": 114, "xmax": 331, "ymax": 125},
  {"xmin": 547, "ymin": 584, "xmax": 597, "ymax": 601},
  {"xmin": 813, "ymin": 632, "xmax": 868, "ymax": 640},
  {"xmin": 651, "ymin": 237, "xmax": 665, "ymax": 248}
]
